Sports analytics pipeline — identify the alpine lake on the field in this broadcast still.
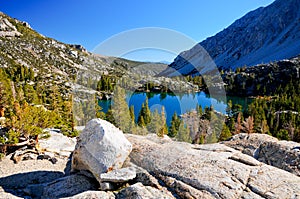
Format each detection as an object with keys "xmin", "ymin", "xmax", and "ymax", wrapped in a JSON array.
[{"xmin": 99, "ymin": 91, "xmax": 252, "ymax": 126}]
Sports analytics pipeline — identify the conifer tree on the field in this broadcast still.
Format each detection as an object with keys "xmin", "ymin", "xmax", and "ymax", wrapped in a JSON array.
[
  {"xmin": 111, "ymin": 86, "xmax": 131, "ymax": 133},
  {"xmin": 226, "ymin": 100, "xmax": 233, "ymax": 116},
  {"xmin": 176, "ymin": 121, "xmax": 191, "ymax": 143},
  {"xmin": 95, "ymin": 100, "xmax": 105, "ymax": 119},
  {"xmin": 147, "ymin": 109, "xmax": 161, "ymax": 134},
  {"xmin": 204, "ymin": 106, "xmax": 211, "ymax": 120},
  {"xmin": 168, "ymin": 112, "xmax": 180, "ymax": 137},
  {"xmin": 29, "ymin": 67, "xmax": 35, "ymax": 81},
  {"xmin": 143, "ymin": 97, "xmax": 151, "ymax": 125},
  {"xmin": 138, "ymin": 104, "xmax": 146, "ymax": 127},
  {"xmin": 159, "ymin": 106, "xmax": 168, "ymax": 137},
  {"xmin": 24, "ymin": 84, "xmax": 40, "ymax": 104},
  {"xmin": 138, "ymin": 115, "xmax": 145, "ymax": 127},
  {"xmin": 129, "ymin": 105, "xmax": 135, "ymax": 123},
  {"xmin": 219, "ymin": 124, "xmax": 232, "ymax": 141},
  {"xmin": 105, "ymin": 107, "xmax": 116, "ymax": 125},
  {"xmin": 137, "ymin": 97, "xmax": 151, "ymax": 127},
  {"xmin": 196, "ymin": 104, "xmax": 203, "ymax": 116}
]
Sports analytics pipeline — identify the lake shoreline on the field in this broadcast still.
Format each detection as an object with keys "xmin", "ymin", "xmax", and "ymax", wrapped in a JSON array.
[{"xmin": 98, "ymin": 91, "xmax": 252, "ymax": 126}]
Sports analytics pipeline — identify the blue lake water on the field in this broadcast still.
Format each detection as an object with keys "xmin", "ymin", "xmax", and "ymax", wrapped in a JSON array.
[{"xmin": 99, "ymin": 92, "xmax": 251, "ymax": 126}]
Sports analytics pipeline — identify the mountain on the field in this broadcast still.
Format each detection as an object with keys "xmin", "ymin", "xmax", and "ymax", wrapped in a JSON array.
[
  {"xmin": 0, "ymin": 11, "xmax": 169, "ymax": 96},
  {"xmin": 161, "ymin": 0, "xmax": 300, "ymax": 76}
]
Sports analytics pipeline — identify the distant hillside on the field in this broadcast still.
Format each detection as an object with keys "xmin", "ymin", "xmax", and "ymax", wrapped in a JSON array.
[
  {"xmin": 161, "ymin": 0, "xmax": 300, "ymax": 76},
  {"xmin": 0, "ymin": 11, "xmax": 169, "ymax": 94},
  {"xmin": 0, "ymin": 11, "xmax": 194, "ymax": 128}
]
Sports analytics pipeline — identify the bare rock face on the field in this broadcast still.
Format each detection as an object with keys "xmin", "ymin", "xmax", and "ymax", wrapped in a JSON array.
[
  {"xmin": 61, "ymin": 191, "xmax": 115, "ymax": 199},
  {"xmin": 29, "ymin": 174, "xmax": 99, "ymax": 199},
  {"xmin": 100, "ymin": 167, "xmax": 136, "ymax": 183},
  {"xmin": 223, "ymin": 133, "xmax": 278, "ymax": 156},
  {"xmin": 71, "ymin": 119, "xmax": 132, "ymax": 183},
  {"xmin": 116, "ymin": 183, "xmax": 175, "ymax": 199},
  {"xmin": 0, "ymin": 15, "xmax": 22, "ymax": 37},
  {"xmin": 224, "ymin": 133, "xmax": 300, "ymax": 176},
  {"xmin": 126, "ymin": 134, "xmax": 300, "ymax": 199},
  {"xmin": 131, "ymin": 164, "xmax": 162, "ymax": 189},
  {"xmin": 163, "ymin": 0, "xmax": 300, "ymax": 75}
]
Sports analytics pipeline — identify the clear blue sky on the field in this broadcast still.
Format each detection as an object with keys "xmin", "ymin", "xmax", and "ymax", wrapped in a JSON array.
[{"xmin": 1, "ymin": 0, "xmax": 274, "ymax": 62}]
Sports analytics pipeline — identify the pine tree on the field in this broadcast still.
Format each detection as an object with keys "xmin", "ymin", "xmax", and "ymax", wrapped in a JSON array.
[
  {"xmin": 168, "ymin": 112, "xmax": 180, "ymax": 137},
  {"xmin": 20, "ymin": 65, "xmax": 25, "ymax": 81},
  {"xmin": 95, "ymin": 100, "xmax": 105, "ymax": 119},
  {"xmin": 16, "ymin": 86, "xmax": 25, "ymax": 103},
  {"xmin": 29, "ymin": 67, "xmax": 35, "ymax": 81},
  {"xmin": 258, "ymin": 119, "xmax": 269, "ymax": 134},
  {"xmin": 219, "ymin": 124, "xmax": 232, "ymax": 141},
  {"xmin": 111, "ymin": 86, "xmax": 131, "ymax": 133},
  {"xmin": 227, "ymin": 117, "xmax": 235, "ymax": 132},
  {"xmin": 0, "ymin": 73, "xmax": 13, "ymax": 112},
  {"xmin": 105, "ymin": 107, "xmax": 116, "ymax": 125},
  {"xmin": 198, "ymin": 134, "xmax": 205, "ymax": 144},
  {"xmin": 138, "ymin": 104, "xmax": 146, "ymax": 127},
  {"xmin": 96, "ymin": 80, "xmax": 102, "ymax": 91},
  {"xmin": 226, "ymin": 100, "xmax": 233, "ymax": 116},
  {"xmin": 207, "ymin": 131, "xmax": 218, "ymax": 143},
  {"xmin": 277, "ymin": 129, "xmax": 289, "ymax": 140},
  {"xmin": 147, "ymin": 109, "xmax": 161, "ymax": 134},
  {"xmin": 47, "ymin": 85, "xmax": 62, "ymax": 111},
  {"xmin": 129, "ymin": 105, "xmax": 135, "ymax": 123},
  {"xmin": 159, "ymin": 106, "xmax": 168, "ymax": 137},
  {"xmin": 196, "ymin": 104, "xmax": 203, "ymax": 116},
  {"xmin": 24, "ymin": 84, "xmax": 40, "ymax": 104},
  {"xmin": 232, "ymin": 104, "xmax": 243, "ymax": 116},
  {"xmin": 143, "ymin": 97, "xmax": 151, "ymax": 125},
  {"xmin": 204, "ymin": 106, "xmax": 211, "ymax": 120},
  {"xmin": 138, "ymin": 115, "xmax": 145, "ymax": 127},
  {"xmin": 176, "ymin": 121, "xmax": 191, "ymax": 143},
  {"xmin": 137, "ymin": 97, "xmax": 151, "ymax": 127}
]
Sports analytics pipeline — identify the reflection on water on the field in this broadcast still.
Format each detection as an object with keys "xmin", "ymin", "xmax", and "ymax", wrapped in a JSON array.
[{"xmin": 98, "ymin": 92, "xmax": 251, "ymax": 126}]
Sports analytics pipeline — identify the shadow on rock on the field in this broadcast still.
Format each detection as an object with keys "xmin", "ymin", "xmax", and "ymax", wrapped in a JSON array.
[
  {"xmin": 0, "ymin": 170, "xmax": 64, "ymax": 197},
  {"xmin": 64, "ymin": 152, "xmax": 73, "ymax": 176}
]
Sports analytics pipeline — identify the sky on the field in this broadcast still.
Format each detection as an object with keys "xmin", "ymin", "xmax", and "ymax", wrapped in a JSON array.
[{"xmin": 1, "ymin": 0, "xmax": 274, "ymax": 62}]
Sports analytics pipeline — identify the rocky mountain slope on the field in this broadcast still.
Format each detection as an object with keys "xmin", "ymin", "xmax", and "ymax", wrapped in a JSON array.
[
  {"xmin": 162, "ymin": 0, "xmax": 300, "ymax": 76},
  {"xmin": 223, "ymin": 55, "xmax": 300, "ymax": 96},
  {"xmin": 0, "ymin": 11, "xmax": 171, "ymax": 96},
  {"xmin": 0, "ymin": 10, "xmax": 200, "ymax": 95}
]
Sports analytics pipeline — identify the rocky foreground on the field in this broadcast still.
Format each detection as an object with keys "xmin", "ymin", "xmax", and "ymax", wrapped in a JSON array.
[{"xmin": 0, "ymin": 119, "xmax": 300, "ymax": 199}]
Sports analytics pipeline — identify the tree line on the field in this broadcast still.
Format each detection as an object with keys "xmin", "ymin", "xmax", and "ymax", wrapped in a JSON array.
[{"xmin": 0, "ymin": 64, "xmax": 77, "ymax": 147}]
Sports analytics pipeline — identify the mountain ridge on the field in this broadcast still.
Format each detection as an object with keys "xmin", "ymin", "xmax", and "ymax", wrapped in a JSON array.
[{"xmin": 162, "ymin": 0, "xmax": 300, "ymax": 76}]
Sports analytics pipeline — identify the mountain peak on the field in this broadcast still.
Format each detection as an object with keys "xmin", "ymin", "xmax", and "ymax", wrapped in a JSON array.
[{"xmin": 163, "ymin": 0, "xmax": 300, "ymax": 75}]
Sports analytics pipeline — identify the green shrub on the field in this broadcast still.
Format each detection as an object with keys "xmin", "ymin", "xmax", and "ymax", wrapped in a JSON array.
[{"xmin": 6, "ymin": 129, "xmax": 20, "ymax": 144}]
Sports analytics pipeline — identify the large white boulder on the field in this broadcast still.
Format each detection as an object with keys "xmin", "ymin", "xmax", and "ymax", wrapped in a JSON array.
[{"xmin": 71, "ymin": 119, "xmax": 132, "ymax": 183}]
